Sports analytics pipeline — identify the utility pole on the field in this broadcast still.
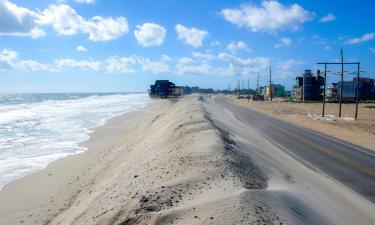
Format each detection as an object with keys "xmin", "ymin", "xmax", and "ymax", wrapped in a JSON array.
[
  {"xmin": 257, "ymin": 73, "xmax": 259, "ymax": 95},
  {"xmin": 339, "ymin": 48, "xmax": 344, "ymax": 117},
  {"xmin": 228, "ymin": 81, "xmax": 231, "ymax": 91},
  {"xmin": 247, "ymin": 78, "xmax": 249, "ymax": 90},
  {"xmin": 317, "ymin": 50, "xmax": 361, "ymax": 120},
  {"xmin": 355, "ymin": 63, "xmax": 360, "ymax": 119},
  {"xmin": 322, "ymin": 64, "xmax": 327, "ymax": 117},
  {"xmin": 269, "ymin": 67, "xmax": 273, "ymax": 101},
  {"xmin": 237, "ymin": 80, "xmax": 240, "ymax": 97}
]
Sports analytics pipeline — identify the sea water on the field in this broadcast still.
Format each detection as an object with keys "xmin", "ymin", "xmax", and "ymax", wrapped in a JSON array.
[{"xmin": 0, "ymin": 93, "xmax": 152, "ymax": 188}]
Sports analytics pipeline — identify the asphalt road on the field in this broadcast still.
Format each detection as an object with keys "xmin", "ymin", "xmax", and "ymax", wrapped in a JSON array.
[{"xmin": 214, "ymin": 95, "xmax": 375, "ymax": 203}]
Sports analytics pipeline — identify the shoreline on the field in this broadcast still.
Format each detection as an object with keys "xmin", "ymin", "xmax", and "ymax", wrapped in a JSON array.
[
  {"xmin": 0, "ymin": 92, "xmax": 152, "ymax": 190},
  {"xmin": 0, "ymin": 100, "xmax": 161, "ymax": 225},
  {"xmin": 1, "ymin": 94, "xmax": 374, "ymax": 225}
]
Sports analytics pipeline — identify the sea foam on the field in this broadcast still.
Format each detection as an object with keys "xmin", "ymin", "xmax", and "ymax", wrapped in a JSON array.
[{"xmin": 0, "ymin": 93, "xmax": 152, "ymax": 188}]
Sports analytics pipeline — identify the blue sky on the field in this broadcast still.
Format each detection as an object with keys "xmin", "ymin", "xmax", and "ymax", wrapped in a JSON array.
[{"xmin": 0, "ymin": 0, "xmax": 374, "ymax": 92}]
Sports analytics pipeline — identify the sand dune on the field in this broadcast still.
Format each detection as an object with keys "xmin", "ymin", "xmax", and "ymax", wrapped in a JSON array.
[
  {"xmin": 0, "ymin": 95, "xmax": 272, "ymax": 225},
  {"xmin": 1, "ymin": 95, "xmax": 374, "ymax": 225}
]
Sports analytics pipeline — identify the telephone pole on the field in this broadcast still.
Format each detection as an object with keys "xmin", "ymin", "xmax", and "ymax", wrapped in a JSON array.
[
  {"xmin": 317, "ymin": 49, "xmax": 361, "ymax": 120},
  {"xmin": 257, "ymin": 73, "xmax": 260, "ymax": 95},
  {"xmin": 322, "ymin": 63, "xmax": 327, "ymax": 117},
  {"xmin": 339, "ymin": 48, "xmax": 344, "ymax": 117},
  {"xmin": 237, "ymin": 80, "xmax": 240, "ymax": 97},
  {"xmin": 269, "ymin": 67, "xmax": 273, "ymax": 101},
  {"xmin": 355, "ymin": 63, "xmax": 360, "ymax": 119}
]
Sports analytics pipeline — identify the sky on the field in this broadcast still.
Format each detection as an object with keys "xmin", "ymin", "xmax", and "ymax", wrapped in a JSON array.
[{"xmin": 0, "ymin": 0, "xmax": 375, "ymax": 93}]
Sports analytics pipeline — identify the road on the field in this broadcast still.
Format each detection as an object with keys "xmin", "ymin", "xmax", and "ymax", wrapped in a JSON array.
[{"xmin": 213, "ymin": 95, "xmax": 375, "ymax": 203}]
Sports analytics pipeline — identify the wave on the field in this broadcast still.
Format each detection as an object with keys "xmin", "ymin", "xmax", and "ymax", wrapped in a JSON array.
[{"xmin": 0, "ymin": 93, "xmax": 152, "ymax": 188}]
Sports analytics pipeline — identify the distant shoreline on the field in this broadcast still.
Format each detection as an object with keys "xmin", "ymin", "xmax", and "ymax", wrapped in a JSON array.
[
  {"xmin": 0, "ymin": 93, "xmax": 152, "ymax": 189},
  {"xmin": 0, "ymin": 99, "xmax": 159, "ymax": 224}
]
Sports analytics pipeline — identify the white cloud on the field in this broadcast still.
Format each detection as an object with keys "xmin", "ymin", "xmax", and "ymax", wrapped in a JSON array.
[
  {"xmin": 141, "ymin": 60, "xmax": 170, "ymax": 74},
  {"xmin": 345, "ymin": 33, "xmax": 375, "ymax": 45},
  {"xmin": 175, "ymin": 61, "xmax": 235, "ymax": 76},
  {"xmin": 160, "ymin": 54, "xmax": 172, "ymax": 62},
  {"xmin": 17, "ymin": 60, "xmax": 48, "ymax": 71},
  {"xmin": 175, "ymin": 24, "xmax": 208, "ymax": 48},
  {"xmin": 227, "ymin": 41, "xmax": 251, "ymax": 53},
  {"xmin": 370, "ymin": 48, "xmax": 375, "ymax": 53},
  {"xmin": 218, "ymin": 52, "xmax": 270, "ymax": 69},
  {"xmin": 105, "ymin": 56, "xmax": 139, "ymax": 73},
  {"xmin": 175, "ymin": 55, "xmax": 236, "ymax": 76},
  {"xmin": 275, "ymin": 37, "xmax": 292, "ymax": 48},
  {"xmin": 0, "ymin": 0, "xmax": 46, "ymax": 38},
  {"xmin": 134, "ymin": 23, "xmax": 166, "ymax": 47},
  {"xmin": 0, "ymin": 1, "xmax": 128, "ymax": 41},
  {"xmin": 0, "ymin": 48, "xmax": 279, "ymax": 78},
  {"xmin": 54, "ymin": 58, "xmax": 101, "ymax": 71},
  {"xmin": 75, "ymin": 0, "xmax": 95, "ymax": 4},
  {"xmin": 191, "ymin": 51, "xmax": 215, "ymax": 61},
  {"xmin": 221, "ymin": 1, "xmax": 314, "ymax": 33},
  {"xmin": 278, "ymin": 59, "xmax": 304, "ymax": 72},
  {"xmin": 76, "ymin": 45, "xmax": 87, "ymax": 52},
  {"xmin": 0, "ymin": 49, "xmax": 17, "ymax": 70},
  {"xmin": 275, "ymin": 59, "xmax": 304, "ymax": 79},
  {"xmin": 38, "ymin": 4, "xmax": 128, "ymax": 41},
  {"xmin": 210, "ymin": 41, "xmax": 221, "ymax": 47},
  {"xmin": 178, "ymin": 57, "xmax": 194, "ymax": 65},
  {"xmin": 319, "ymin": 13, "xmax": 336, "ymax": 22},
  {"xmin": 0, "ymin": 49, "xmax": 48, "ymax": 71}
]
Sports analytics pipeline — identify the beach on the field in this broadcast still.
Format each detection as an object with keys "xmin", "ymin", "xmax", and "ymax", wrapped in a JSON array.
[{"xmin": 0, "ymin": 95, "xmax": 374, "ymax": 225}]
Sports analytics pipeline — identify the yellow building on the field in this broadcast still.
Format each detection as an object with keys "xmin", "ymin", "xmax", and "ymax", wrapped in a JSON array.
[{"xmin": 265, "ymin": 86, "xmax": 274, "ymax": 98}]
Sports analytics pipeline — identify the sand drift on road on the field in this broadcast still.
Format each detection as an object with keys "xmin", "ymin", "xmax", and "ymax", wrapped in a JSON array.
[{"xmin": 0, "ymin": 95, "xmax": 374, "ymax": 225}]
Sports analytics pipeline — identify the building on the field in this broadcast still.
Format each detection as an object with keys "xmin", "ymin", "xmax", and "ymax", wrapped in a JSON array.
[
  {"xmin": 326, "ymin": 83, "xmax": 338, "ymax": 101},
  {"xmin": 149, "ymin": 80, "xmax": 176, "ymax": 98},
  {"xmin": 285, "ymin": 90, "xmax": 293, "ymax": 98},
  {"xmin": 328, "ymin": 77, "xmax": 375, "ymax": 102},
  {"xmin": 294, "ymin": 69, "xmax": 325, "ymax": 101},
  {"xmin": 174, "ymin": 86, "xmax": 185, "ymax": 96},
  {"xmin": 264, "ymin": 84, "xmax": 285, "ymax": 99}
]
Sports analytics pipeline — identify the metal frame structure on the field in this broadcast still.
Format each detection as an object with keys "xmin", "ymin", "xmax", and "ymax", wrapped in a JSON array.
[{"xmin": 317, "ymin": 58, "xmax": 361, "ymax": 120}]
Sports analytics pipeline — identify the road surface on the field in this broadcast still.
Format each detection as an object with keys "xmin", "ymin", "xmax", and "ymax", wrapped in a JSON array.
[{"xmin": 213, "ymin": 95, "xmax": 375, "ymax": 203}]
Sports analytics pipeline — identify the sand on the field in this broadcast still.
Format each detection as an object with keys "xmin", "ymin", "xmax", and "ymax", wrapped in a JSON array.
[
  {"xmin": 231, "ymin": 97, "xmax": 375, "ymax": 151},
  {"xmin": 0, "ymin": 95, "xmax": 269, "ymax": 225},
  {"xmin": 204, "ymin": 95, "xmax": 375, "ymax": 225},
  {"xmin": 0, "ymin": 94, "xmax": 374, "ymax": 225}
]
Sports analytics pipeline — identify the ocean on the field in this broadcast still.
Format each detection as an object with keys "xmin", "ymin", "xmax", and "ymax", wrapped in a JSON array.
[{"xmin": 0, "ymin": 93, "xmax": 152, "ymax": 188}]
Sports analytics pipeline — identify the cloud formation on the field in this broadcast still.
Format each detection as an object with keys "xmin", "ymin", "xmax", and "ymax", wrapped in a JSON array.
[
  {"xmin": 38, "ymin": 4, "xmax": 128, "ymax": 41},
  {"xmin": 134, "ymin": 23, "xmax": 166, "ymax": 47},
  {"xmin": 0, "ymin": 48, "xmax": 275, "ymax": 77},
  {"xmin": 319, "ymin": 13, "xmax": 336, "ymax": 23},
  {"xmin": 221, "ymin": 1, "xmax": 314, "ymax": 33},
  {"xmin": 275, "ymin": 37, "xmax": 292, "ymax": 48},
  {"xmin": 345, "ymin": 33, "xmax": 375, "ymax": 45},
  {"xmin": 75, "ymin": 0, "xmax": 95, "ymax": 4},
  {"xmin": 175, "ymin": 24, "xmax": 208, "ymax": 48},
  {"xmin": 227, "ymin": 41, "xmax": 251, "ymax": 54},
  {"xmin": 0, "ymin": 1, "xmax": 128, "ymax": 41},
  {"xmin": 76, "ymin": 45, "xmax": 88, "ymax": 52},
  {"xmin": 0, "ymin": 49, "xmax": 48, "ymax": 71},
  {"xmin": 0, "ymin": 0, "xmax": 46, "ymax": 38}
]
